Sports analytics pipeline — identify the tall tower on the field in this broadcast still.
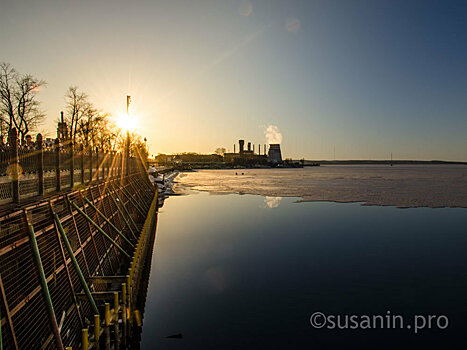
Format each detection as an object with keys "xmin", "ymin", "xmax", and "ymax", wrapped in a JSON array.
[
  {"xmin": 268, "ymin": 144, "xmax": 283, "ymax": 164},
  {"xmin": 239, "ymin": 140, "xmax": 245, "ymax": 154},
  {"xmin": 57, "ymin": 111, "xmax": 69, "ymax": 140}
]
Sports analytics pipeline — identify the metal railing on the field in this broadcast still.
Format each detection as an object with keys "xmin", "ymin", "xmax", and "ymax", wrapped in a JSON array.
[
  {"xmin": 0, "ymin": 128, "xmax": 144, "ymax": 205},
  {"xmin": 0, "ymin": 170, "xmax": 156, "ymax": 349}
]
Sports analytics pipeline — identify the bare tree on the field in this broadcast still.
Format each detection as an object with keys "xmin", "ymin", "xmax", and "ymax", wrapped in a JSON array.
[
  {"xmin": 0, "ymin": 62, "xmax": 46, "ymax": 141},
  {"xmin": 109, "ymin": 128, "xmax": 124, "ymax": 151},
  {"xmin": 95, "ymin": 117, "xmax": 116, "ymax": 151},
  {"xmin": 215, "ymin": 147, "xmax": 226, "ymax": 156},
  {"xmin": 64, "ymin": 86, "xmax": 89, "ymax": 142},
  {"xmin": 76, "ymin": 103, "xmax": 110, "ymax": 150}
]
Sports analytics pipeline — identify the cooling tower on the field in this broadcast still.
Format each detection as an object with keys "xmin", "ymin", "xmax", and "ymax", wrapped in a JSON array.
[{"xmin": 268, "ymin": 144, "xmax": 282, "ymax": 164}]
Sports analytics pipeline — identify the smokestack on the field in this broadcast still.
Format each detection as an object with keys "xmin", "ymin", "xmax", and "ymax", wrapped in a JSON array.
[
  {"xmin": 253, "ymin": 144, "xmax": 255, "ymax": 153},
  {"xmin": 264, "ymin": 144, "xmax": 266, "ymax": 155},
  {"xmin": 234, "ymin": 144, "xmax": 236, "ymax": 153},
  {"xmin": 247, "ymin": 142, "xmax": 251, "ymax": 152},
  {"xmin": 60, "ymin": 111, "xmax": 64, "ymax": 123},
  {"xmin": 239, "ymin": 140, "xmax": 244, "ymax": 154}
]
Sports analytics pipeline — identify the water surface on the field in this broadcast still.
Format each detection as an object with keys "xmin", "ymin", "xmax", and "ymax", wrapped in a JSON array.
[{"xmin": 140, "ymin": 192, "xmax": 467, "ymax": 349}]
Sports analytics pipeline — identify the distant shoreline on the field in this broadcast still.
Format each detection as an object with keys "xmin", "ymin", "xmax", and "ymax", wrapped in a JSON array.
[{"xmin": 303, "ymin": 160, "xmax": 467, "ymax": 166}]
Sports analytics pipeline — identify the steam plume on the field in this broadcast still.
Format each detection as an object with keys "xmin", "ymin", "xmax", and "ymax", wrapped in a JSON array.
[{"xmin": 265, "ymin": 125, "xmax": 282, "ymax": 145}]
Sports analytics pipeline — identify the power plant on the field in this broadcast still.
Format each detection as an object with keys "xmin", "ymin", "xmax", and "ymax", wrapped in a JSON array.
[
  {"xmin": 156, "ymin": 139, "xmax": 291, "ymax": 168},
  {"xmin": 223, "ymin": 139, "xmax": 283, "ymax": 165}
]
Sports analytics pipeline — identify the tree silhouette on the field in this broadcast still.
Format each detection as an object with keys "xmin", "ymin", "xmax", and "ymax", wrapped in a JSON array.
[
  {"xmin": 0, "ymin": 62, "xmax": 46, "ymax": 141},
  {"xmin": 64, "ymin": 86, "xmax": 89, "ymax": 142}
]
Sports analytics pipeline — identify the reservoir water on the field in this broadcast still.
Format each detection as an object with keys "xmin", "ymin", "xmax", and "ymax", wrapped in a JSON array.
[{"xmin": 140, "ymin": 190, "xmax": 467, "ymax": 349}]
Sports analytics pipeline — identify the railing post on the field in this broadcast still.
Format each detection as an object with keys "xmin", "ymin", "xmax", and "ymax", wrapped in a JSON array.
[
  {"xmin": 89, "ymin": 147, "xmax": 93, "ymax": 183},
  {"xmin": 36, "ymin": 134, "xmax": 44, "ymax": 196},
  {"xmin": 95, "ymin": 147, "xmax": 99, "ymax": 182},
  {"xmin": 115, "ymin": 152, "xmax": 118, "ymax": 177},
  {"xmin": 104, "ymin": 303, "xmax": 110, "ymax": 350},
  {"xmin": 122, "ymin": 282, "xmax": 127, "ymax": 345},
  {"xmin": 113, "ymin": 292, "xmax": 119, "ymax": 322},
  {"xmin": 102, "ymin": 150, "xmax": 106, "ymax": 179},
  {"xmin": 113, "ymin": 291, "xmax": 120, "ymax": 349},
  {"xmin": 94, "ymin": 314, "xmax": 100, "ymax": 349},
  {"xmin": 55, "ymin": 138, "xmax": 61, "ymax": 192},
  {"xmin": 80, "ymin": 144, "xmax": 85, "ymax": 185},
  {"xmin": 82, "ymin": 329, "xmax": 88, "ymax": 350},
  {"xmin": 105, "ymin": 151, "xmax": 109, "ymax": 178},
  {"xmin": 119, "ymin": 152, "xmax": 123, "ymax": 177},
  {"xmin": 70, "ymin": 141, "xmax": 74, "ymax": 188},
  {"xmin": 127, "ymin": 271, "xmax": 132, "ymax": 332},
  {"xmin": 107, "ymin": 151, "xmax": 111, "ymax": 178},
  {"xmin": 112, "ymin": 151, "xmax": 115, "ymax": 178},
  {"xmin": 125, "ymin": 132, "xmax": 130, "ymax": 178},
  {"xmin": 8, "ymin": 128, "xmax": 20, "ymax": 203},
  {"xmin": 109, "ymin": 151, "xmax": 112, "ymax": 178},
  {"xmin": 135, "ymin": 310, "xmax": 142, "ymax": 327}
]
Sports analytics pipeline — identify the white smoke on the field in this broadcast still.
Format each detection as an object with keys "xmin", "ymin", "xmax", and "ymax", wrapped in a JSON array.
[{"xmin": 264, "ymin": 125, "xmax": 283, "ymax": 145}]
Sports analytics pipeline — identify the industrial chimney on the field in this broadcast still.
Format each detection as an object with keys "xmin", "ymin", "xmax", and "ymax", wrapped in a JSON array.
[
  {"xmin": 239, "ymin": 140, "xmax": 245, "ymax": 154},
  {"xmin": 247, "ymin": 142, "xmax": 251, "ymax": 152}
]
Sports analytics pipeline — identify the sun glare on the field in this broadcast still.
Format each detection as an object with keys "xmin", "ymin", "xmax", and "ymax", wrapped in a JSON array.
[{"xmin": 117, "ymin": 113, "xmax": 137, "ymax": 132}]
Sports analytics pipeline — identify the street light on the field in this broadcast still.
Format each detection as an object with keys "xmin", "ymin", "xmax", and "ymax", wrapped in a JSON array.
[{"xmin": 125, "ymin": 96, "xmax": 131, "ymax": 176}]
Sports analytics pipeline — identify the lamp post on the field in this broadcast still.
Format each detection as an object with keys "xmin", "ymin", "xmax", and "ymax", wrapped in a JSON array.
[{"xmin": 125, "ymin": 96, "xmax": 131, "ymax": 176}]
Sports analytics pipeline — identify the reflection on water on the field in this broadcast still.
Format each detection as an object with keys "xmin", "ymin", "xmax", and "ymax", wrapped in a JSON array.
[
  {"xmin": 141, "ymin": 192, "xmax": 467, "ymax": 349},
  {"xmin": 264, "ymin": 196, "xmax": 282, "ymax": 208}
]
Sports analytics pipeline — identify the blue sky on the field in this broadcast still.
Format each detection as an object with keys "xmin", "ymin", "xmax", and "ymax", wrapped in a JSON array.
[{"xmin": 1, "ymin": 0, "xmax": 466, "ymax": 160}]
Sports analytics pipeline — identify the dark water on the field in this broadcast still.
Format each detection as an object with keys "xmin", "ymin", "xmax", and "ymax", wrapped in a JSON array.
[{"xmin": 140, "ymin": 192, "xmax": 467, "ymax": 349}]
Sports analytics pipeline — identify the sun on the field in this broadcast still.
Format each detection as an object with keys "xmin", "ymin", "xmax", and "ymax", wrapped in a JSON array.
[{"xmin": 117, "ymin": 113, "xmax": 137, "ymax": 132}]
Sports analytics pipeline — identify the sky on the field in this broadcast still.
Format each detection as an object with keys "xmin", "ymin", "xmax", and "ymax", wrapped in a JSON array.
[{"xmin": 1, "ymin": 0, "xmax": 466, "ymax": 161}]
